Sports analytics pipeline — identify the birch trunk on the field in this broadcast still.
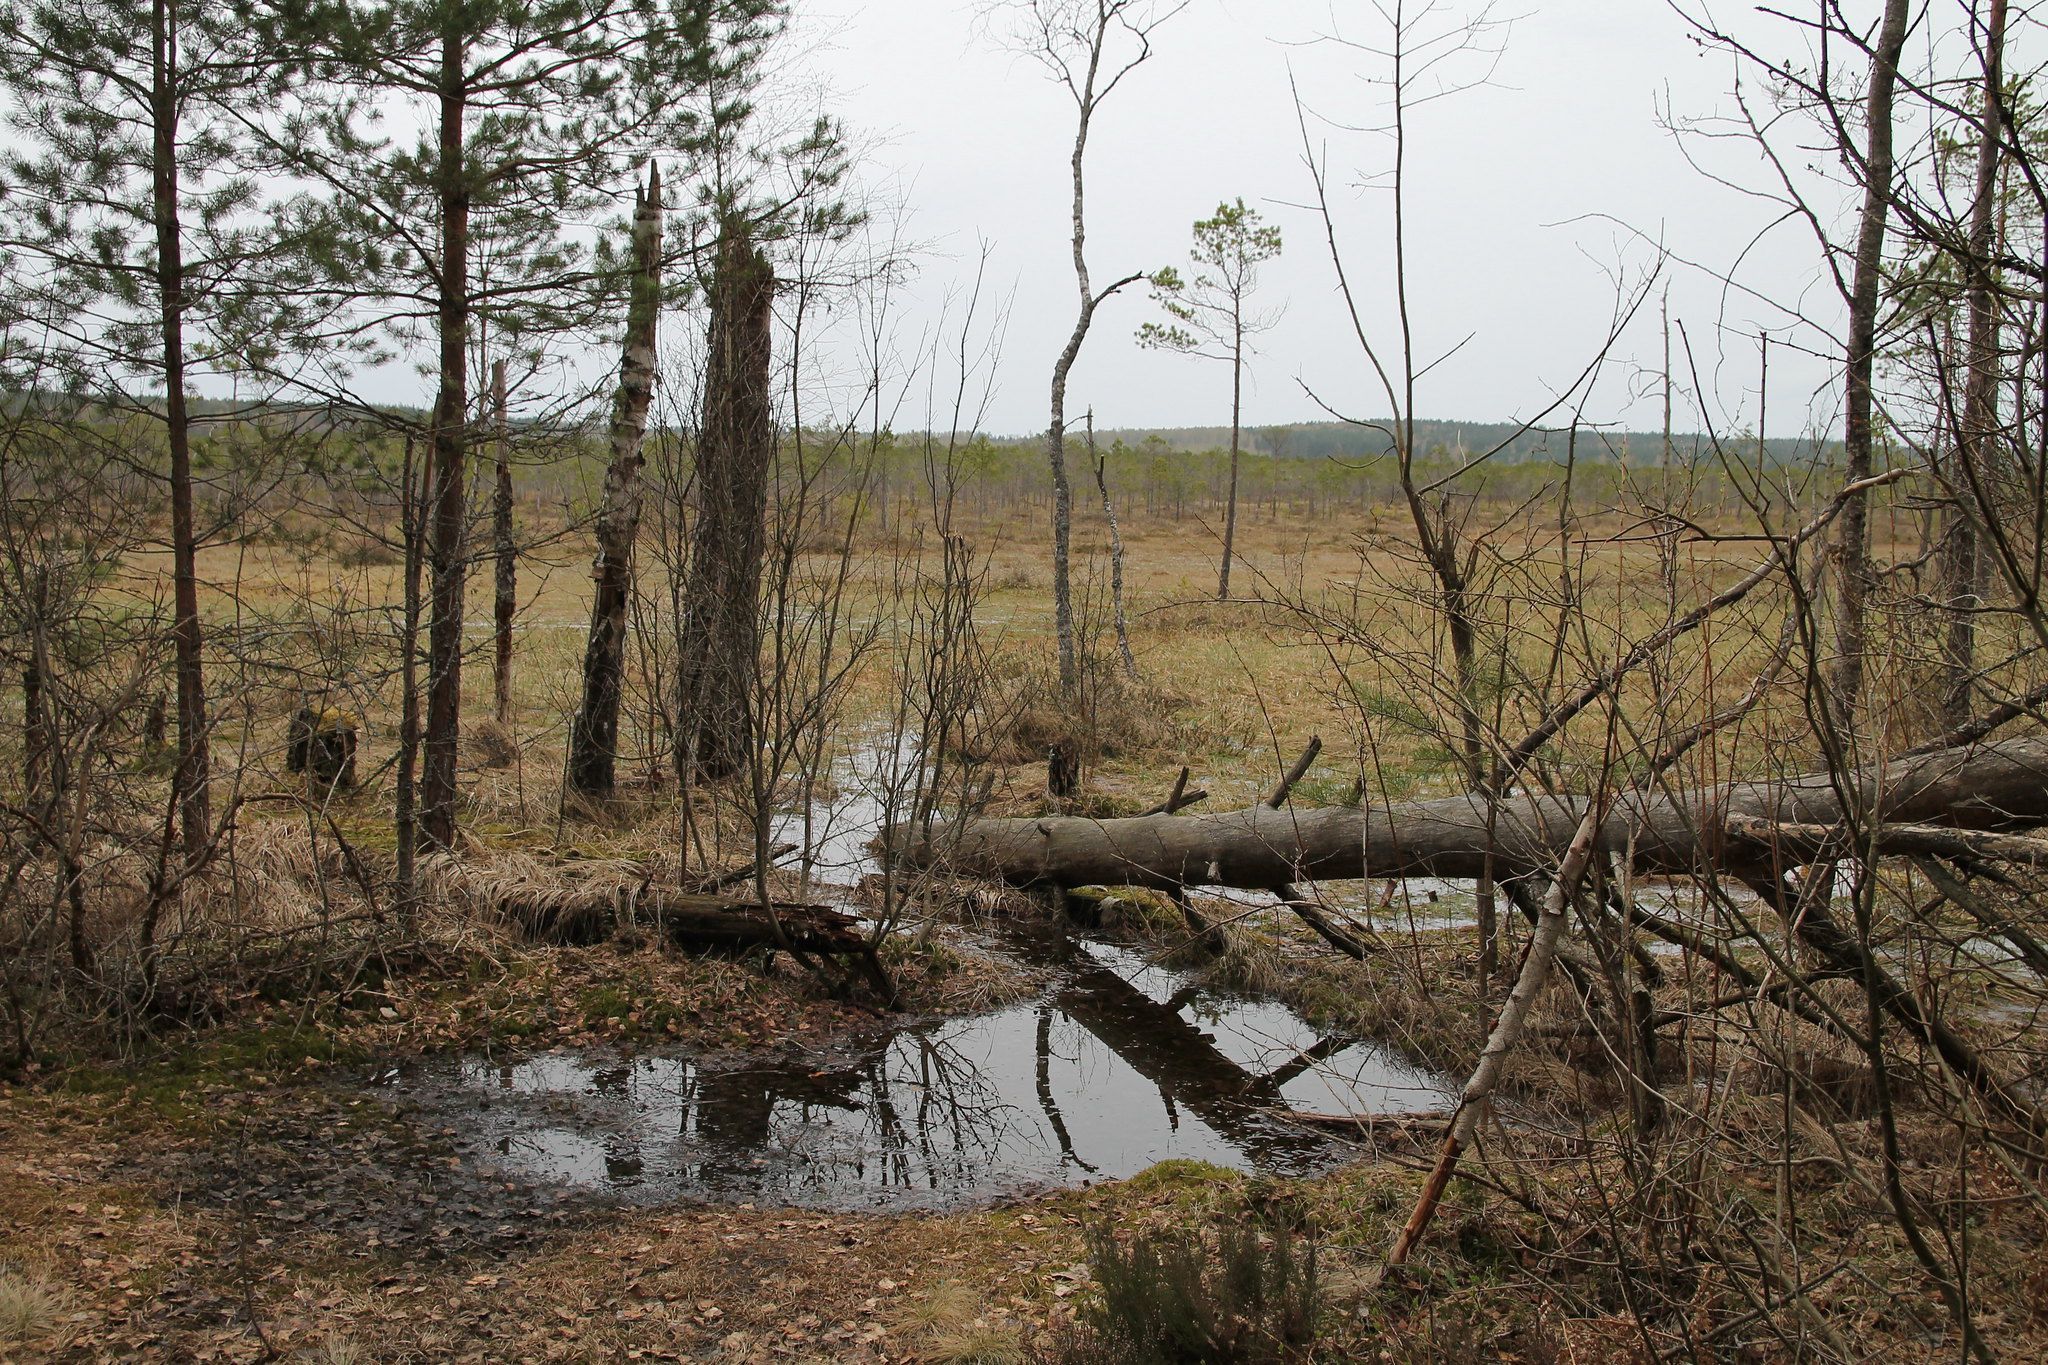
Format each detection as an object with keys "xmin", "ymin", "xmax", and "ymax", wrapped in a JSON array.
[{"xmin": 567, "ymin": 164, "xmax": 663, "ymax": 800}]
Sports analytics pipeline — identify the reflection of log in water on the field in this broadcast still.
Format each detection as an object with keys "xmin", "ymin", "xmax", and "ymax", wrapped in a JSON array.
[
  {"xmin": 494, "ymin": 936, "xmax": 1353, "ymax": 1190},
  {"xmin": 1037, "ymin": 936, "xmax": 1335, "ymax": 1167},
  {"xmin": 606, "ymin": 941, "xmax": 1335, "ymax": 1178}
]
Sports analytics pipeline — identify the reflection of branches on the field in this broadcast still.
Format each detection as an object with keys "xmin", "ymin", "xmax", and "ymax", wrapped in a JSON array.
[{"xmin": 1036, "ymin": 1007, "xmax": 1099, "ymax": 1174}]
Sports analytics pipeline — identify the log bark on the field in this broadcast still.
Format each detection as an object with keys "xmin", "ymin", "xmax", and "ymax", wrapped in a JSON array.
[
  {"xmin": 488, "ymin": 879, "xmax": 868, "ymax": 957},
  {"xmin": 896, "ymin": 737, "xmax": 2048, "ymax": 888}
]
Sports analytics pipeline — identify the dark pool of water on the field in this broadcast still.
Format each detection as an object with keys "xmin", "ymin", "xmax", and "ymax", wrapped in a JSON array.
[{"xmin": 376, "ymin": 936, "xmax": 1450, "ymax": 1212}]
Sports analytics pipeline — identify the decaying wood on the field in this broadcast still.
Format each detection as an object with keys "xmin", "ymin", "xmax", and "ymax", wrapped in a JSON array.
[
  {"xmin": 424, "ymin": 853, "xmax": 872, "ymax": 958},
  {"xmin": 897, "ymin": 737, "xmax": 2048, "ymax": 890},
  {"xmin": 1266, "ymin": 735, "xmax": 1323, "ymax": 809},
  {"xmin": 1911, "ymin": 856, "xmax": 2048, "ymax": 977},
  {"xmin": 1272, "ymin": 882, "xmax": 1375, "ymax": 959}
]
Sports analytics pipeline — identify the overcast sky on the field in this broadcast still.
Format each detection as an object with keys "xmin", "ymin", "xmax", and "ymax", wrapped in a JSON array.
[{"xmin": 790, "ymin": 0, "xmax": 1858, "ymax": 442}]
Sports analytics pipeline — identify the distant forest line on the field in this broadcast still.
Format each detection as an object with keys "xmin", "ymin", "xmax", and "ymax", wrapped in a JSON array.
[{"xmin": 7, "ymin": 391, "xmax": 1836, "ymax": 468}]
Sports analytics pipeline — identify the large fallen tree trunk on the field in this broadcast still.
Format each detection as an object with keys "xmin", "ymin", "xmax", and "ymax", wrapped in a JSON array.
[{"xmin": 895, "ymin": 737, "xmax": 2048, "ymax": 888}]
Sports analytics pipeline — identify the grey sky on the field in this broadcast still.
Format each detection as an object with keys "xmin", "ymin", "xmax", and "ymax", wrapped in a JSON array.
[
  {"xmin": 0, "ymin": 0, "xmax": 1861, "ymax": 444},
  {"xmin": 802, "ymin": 0, "xmax": 1852, "ymax": 443}
]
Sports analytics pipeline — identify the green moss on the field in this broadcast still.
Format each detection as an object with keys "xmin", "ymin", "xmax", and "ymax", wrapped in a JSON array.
[
  {"xmin": 577, "ymin": 985, "xmax": 633, "ymax": 1025},
  {"xmin": 1124, "ymin": 1159, "xmax": 1241, "ymax": 1196},
  {"xmin": 58, "ymin": 1023, "xmax": 368, "ymax": 1119}
]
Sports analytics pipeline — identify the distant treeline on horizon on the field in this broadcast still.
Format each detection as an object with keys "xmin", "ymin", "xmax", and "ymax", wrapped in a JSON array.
[
  {"xmin": 5, "ymin": 392, "xmax": 1831, "ymax": 467},
  {"xmin": 1016, "ymin": 418, "xmax": 1830, "ymax": 467}
]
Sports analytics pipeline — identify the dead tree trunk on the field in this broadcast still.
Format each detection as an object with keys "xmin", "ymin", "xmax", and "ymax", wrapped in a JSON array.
[
  {"xmin": 1087, "ymin": 411, "xmax": 1136, "ymax": 680},
  {"xmin": 675, "ymin": 218, "xmax": 775, "ymax": 783},
  {"xmin": 394, "ymin": 433, "xmax": 430, "ymax": 924},
  {"xmin": 567, "ymin": 164, "xmax": 663, "ymax": 801},
  {"xmin": 1941, "ymin": 0, "xmax": 2008, "ymax": 727},
  {"xmin": 894, "ymin": 737, "xmax": 2048, "ymax": 889},
  {"xmin": 1830, "ymin": 0, "xmax": 1912, "ymax": 719}
]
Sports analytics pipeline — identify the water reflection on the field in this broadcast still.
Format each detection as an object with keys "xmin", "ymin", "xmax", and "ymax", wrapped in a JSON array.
[{"xmin": 401, "ymin": 940, "xmax": 1450, "ymax": 1211}]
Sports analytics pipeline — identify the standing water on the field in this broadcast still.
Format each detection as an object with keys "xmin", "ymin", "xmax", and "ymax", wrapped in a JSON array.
[
  {"xmin": 387, "ymin": 934, "xmax": 1449, "ymax": 1211},
  {"xmin": 377, "ymin": 735, "xmax": 1452, "ymax": 1211}
]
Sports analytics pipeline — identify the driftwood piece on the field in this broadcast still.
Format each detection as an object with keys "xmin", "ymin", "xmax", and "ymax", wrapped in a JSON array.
[
  {"xmin": 1386, "ymin": 807, "xmax": 1604, "ymax": 1267},
  {"xmin": 897, "ymin": 737, "xmax": 2048, "ymax": 889},
  {"xmin": 1273, "ymin": 882, "xmax": 1375, "ymax": 959},
  {"xmin": 690, "ymin": 843, "xmax": 799, "ymax": 894}
]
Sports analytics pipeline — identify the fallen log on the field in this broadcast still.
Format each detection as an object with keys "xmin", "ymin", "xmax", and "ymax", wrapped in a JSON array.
[
  {"xmin": 1285, "ymin": 1108, "xmax": 1447, "ymax": 1132},
  {"xmin": 423, "ymin": 852, "xmax": 873, "ymax": 956},
  {"xmin": 1727, "ymin": 815, "xmax": 2048, "ymax": 867},
  {"xmin": 895, "ymin": 737, "xmax": 2048, "ymax": 889}
]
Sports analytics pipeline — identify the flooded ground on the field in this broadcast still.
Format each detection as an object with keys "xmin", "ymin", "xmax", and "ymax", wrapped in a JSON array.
[
  {"xmin": 366, "ymin": 734, "xmax": 1460, "ymax": 1211},
  {"xmin": 378, "ymin": 933, "xmax": 1450, "ymax": 1212}
]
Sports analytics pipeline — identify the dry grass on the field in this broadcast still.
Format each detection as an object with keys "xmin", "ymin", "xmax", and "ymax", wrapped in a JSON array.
[
  {"xmin": 894, "ymin": 1279, "xmax": 984, "ymax": 1336},
  {"xmin": 894, "ymin": 1281, "xmax": 1027, "ymax": 1365},
  {"xmin": 0, "ymin": 1268, "xmax": 65, "ymax": 1348},
  {"xmin": 924, "ymin": 1322, "xmax": 1028, "ymax": 1365}
]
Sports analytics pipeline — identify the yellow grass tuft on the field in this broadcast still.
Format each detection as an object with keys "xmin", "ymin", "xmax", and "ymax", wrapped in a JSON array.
[
  {"xmin": 925, "ymin": 1321, "xmax": 1026, "ymax": 1365},
  {"xmin": 0, "ymin": 1269, "xmax": 65, "ymax": 1347},
  {"xmin": 894, "ymin": 1279, "xmax": 982, "ymax": 1336}
]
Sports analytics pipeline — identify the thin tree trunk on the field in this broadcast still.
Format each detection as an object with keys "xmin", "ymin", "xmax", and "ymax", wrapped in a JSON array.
[
  {"xmin": 394, "ymin": 434, "xmax": 430, "ymax": 925},
  {"xmin": 1831, "ymin": 0, "xmax": 1912, "ymax": 720},
  {"xmin": 1386, "ymin": 806, "xmax": 1603, "ymax": 1267},
  {"xmin": 491, "ymin": 358, "xmax": 515, "ymax": 726},
  {"xmin": 152, "ymin": 0, "xmax": 209, "ymax": 868},
  {"xmin": 568, "ymin": 164, "xmax": 663, "ymax": 800},
  {"xmin": 1048, "ymin": 99, "xmax": 1094, "ymax": 695},
  {"xmin": 420, "ymin": 27, "xmax": 470, "ymax": 849},
  {"xmin": 1221, "ymin": 323, "xmax": 1242, "ymax": 599},
  {"xmin": 1087, "ymin": 411, "xmax": 1136, "ymax": 679},
  {"xmin": 676, "ymin": 219, "xmax": 774, "ymax": 783},
  {"xmin": 1942, "ymin": 0, "xmax": 2008, "ymax": 727}
]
